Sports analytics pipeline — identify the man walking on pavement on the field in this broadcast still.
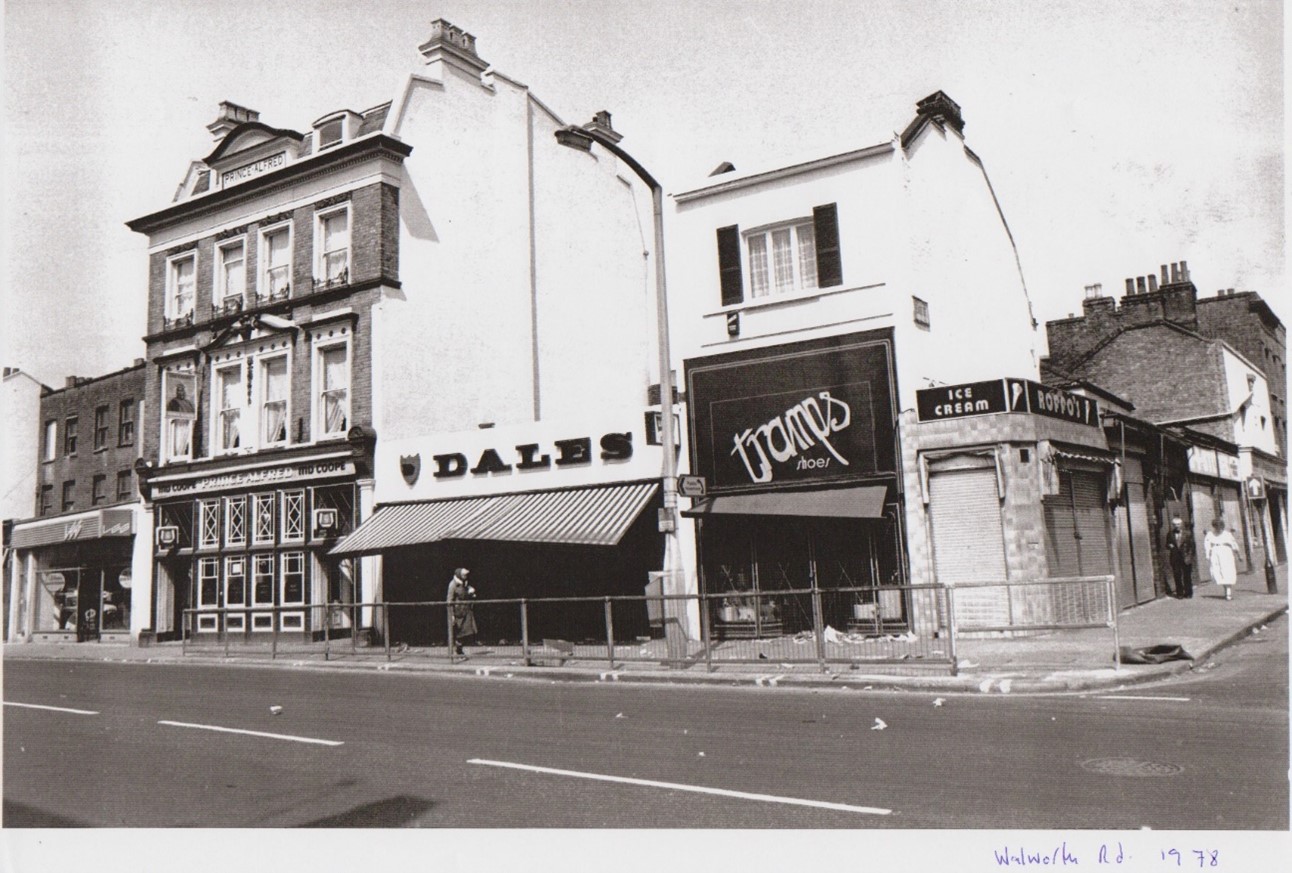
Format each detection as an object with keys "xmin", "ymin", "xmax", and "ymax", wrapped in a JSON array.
[{"xmin": 1165, "ymin": 515, "xmax": 1195, "ymax": 599}]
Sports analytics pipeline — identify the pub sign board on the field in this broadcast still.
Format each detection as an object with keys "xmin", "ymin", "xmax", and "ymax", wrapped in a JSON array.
[{"xmin": 686, "ymin": 331, "xmax": 897, "ymax": 492}]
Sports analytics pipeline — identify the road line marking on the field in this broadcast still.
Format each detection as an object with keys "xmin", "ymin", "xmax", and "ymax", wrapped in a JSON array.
[
  {"xmin": 1092, "ymin": 695, "xmax": 1192, "ymax": 702},
  {"xmin": 4, "ymin": 701, "xmax": 99, "ymax": 715},
  {"xmin": 467, "ymin": 758, "xmax": 892, "ymax": 815},
  {"xmin": 157, "ymin": 720, "xmax": 344, "ymax": 746}
]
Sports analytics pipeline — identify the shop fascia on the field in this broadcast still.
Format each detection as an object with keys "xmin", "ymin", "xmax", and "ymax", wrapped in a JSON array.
[
  {"xmin": 377, "ymin": 413, "xmax": 659, "ymax": 502},
  {"xmin": 10, "ymin": 507, "xmax": 136, "ymax": 550},
  {"xmin": 915, "ymin": 377, "xmax": 1100, "ymax": 427},
  {"xmin": 146, "ymin": 453, "xmax": 357, "ymax": 499}
]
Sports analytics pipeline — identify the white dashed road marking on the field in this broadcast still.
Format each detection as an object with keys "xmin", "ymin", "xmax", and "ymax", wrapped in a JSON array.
[
  {"xmin": 468, "ymin": 758, "xmax": 892, "ymax": 815},
  {"xmin": 4, "ymin": 701, "xmax": 99, "ymax": 715},
  {"xmin": 157, "ymin": 720, "xmax": 344, "ymax": 746},
  {"xmin": 1092, "ymin": 695, "xmax": 1192, "ymax": 702}
]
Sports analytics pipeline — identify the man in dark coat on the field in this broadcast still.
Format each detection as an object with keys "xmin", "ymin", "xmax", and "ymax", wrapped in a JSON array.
[
  {"xmin": 446, "ymin": 567, "xmax": 477, "ymax": 654},
  {"xmin": 1165, "ymin": 516, "xmax": 1195, "ymax": 599}
]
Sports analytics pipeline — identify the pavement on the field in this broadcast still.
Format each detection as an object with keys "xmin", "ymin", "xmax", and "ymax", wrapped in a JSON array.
[{"xmin": 4, "ymin": 564, "xmax": 1286, "ymax": 695}]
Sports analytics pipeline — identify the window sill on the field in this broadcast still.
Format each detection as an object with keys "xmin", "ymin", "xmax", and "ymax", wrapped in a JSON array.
[{"xmin": 702, "ymin": 281, "xmax": 885, "ymax": 319}]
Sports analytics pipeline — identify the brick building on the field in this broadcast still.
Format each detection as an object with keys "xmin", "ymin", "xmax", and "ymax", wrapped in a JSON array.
[
  {"xmin": 1044, "ymin": 263, "xmax": 1287, "ymax": 573},
  {"xmin": 123, "ymin": 20, "xmax": 678, "ymax": 647},
  {"xmin": 7, "ymin": 362, "xmax": 148, "ymax": 642}
]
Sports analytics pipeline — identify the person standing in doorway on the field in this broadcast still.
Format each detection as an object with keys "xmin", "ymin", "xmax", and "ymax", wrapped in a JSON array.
[
  {"xmin": 1204, "ymin": 517, "xmax": 1241, "ymax": 601},
  {"xmin": 446, "ymin": 567, "xmax": 478, "ymax": 654},
  {"xmin": 1164, "ymin": 515, "xmax": 1196, "ymax": 599}
]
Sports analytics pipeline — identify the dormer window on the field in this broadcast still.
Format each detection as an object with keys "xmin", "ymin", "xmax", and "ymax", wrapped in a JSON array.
[{"xmin": 317, "ymin": 119, "xmax": 344, "ymax": 150}]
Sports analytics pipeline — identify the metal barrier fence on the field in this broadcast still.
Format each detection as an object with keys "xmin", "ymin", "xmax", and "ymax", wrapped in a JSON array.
[{"xmin": 179, "ymin": 575, "xmax": 1118, "ymax": 672}]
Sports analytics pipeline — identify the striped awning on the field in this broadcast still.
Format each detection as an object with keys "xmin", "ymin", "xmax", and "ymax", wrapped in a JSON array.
[{"xmin": 330, "ymin": 482, "xmax": 659, "ymax": 555}]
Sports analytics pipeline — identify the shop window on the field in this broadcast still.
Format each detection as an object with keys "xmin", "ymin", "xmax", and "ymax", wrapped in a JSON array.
[
  {"xmin": 214, "ymin": 363, "xmax": 245, "ymax": 454},
  {"xmin": 103, "ymin": 568, "xmax": 131, "ymax": 631},
  {"xmin": 43, "ymin": 419, "xmax": 56, "ymax": 462},
  {"xmin": 166, "ymin": 252, "xmax": 197, "ymax": 323},
  {"xmin": 116, "ymin": 469, "xmax": 133, "ymax": 501},
  {"xmin": 253, "ymin": 555, "xmax": 276, "ymax": 608},
  {"xmin": 162, "ymin": 372, "xmax": 196, "ymax": 463},
  {"xmin": 281, "ymin": 552, "xmax": 306, "ymax": 604},
  {"xmin": 36, "ymin": 571, "xmax": 77, "ymax": 632},
  {"xmin": 281, "ymin": 490, "xmax": 305, "ymax": 542},
  {"xmin": 118, "ymin": 399, "xmax": 136, "ymax": 446},
  {"xmin": 64, "ymin": 416, "xmax": 78, "ymax": 456},
  {"xmin": 198, "ymin": 557, "xmax": 220, "ymax": 607},
  {"xmin": 157, "ymin": 501, "xmax": 194, "ymax": 549},
  {"xmin": 61, "ymin": 480, "xmax": 76, "ymax": 512},
  {"xmin": 258, "ymin": 224, "xmax": 292, "ymax": 302},
  {"xmin": 225, "ymin": 557, "xmax": 247, "ymax": 607},
  {"xmin": 199, "ymin": 498, "xmax": 221, "ymax": 549},
  {"xmin": 260, "ymin": 355, "xmax": 289, "ymax": 446},
  {"xmin": 92, "ymin": 474, "xmax": 107, "ymax": 506},
  {"xmin": 315, "ymin": 206, "xmax": 350, "ymax": 287},
  {"xmin": 316, "ymin": 343, "xmax": 349, "ymax": 438},
  {"xmin": 216, "ymin": 239, "xmax": 246, "ymax": 311},
  {"xmin": 94, "ymin": 405, "xmax": 109, "ymax": 451},
  {"xmin": 715, "ymin": 203, "xmax": 842, "ymax": 306},
  {"xmin": 225, "ymin": 496, "xmax": 247, "ymax": 547},
  {"xmin": 39, "ymin": 484, "xmax": 53, "ymax": 516},
  {"xmin": 253, "ymin": 493, "xmax": 275, "ymax": 545}
]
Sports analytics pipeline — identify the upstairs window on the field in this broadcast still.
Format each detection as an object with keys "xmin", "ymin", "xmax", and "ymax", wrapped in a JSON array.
[
  {"xmin": 215, "ymin": 363, "xmax": 245, "ymax": 454},
  {"xmin": 118, "ymin": 399, "xmax": 136, "ymax": 446},
  {"xmin": 715, "ymin": 202, "xmax": 842, "ymax": 307},
  {"xmin": 316, "ymin": 206, "xmax": 350, "ymax": 286},
  {"xmin": 317, "ymin": 118, "xmax": 344, "ymax": 150},
  {"xmin": 64, "ymin": 416, "xmax": 78, "ymax": 456},
  {"xmin": 317, "ymin": 344, "xmax": 350, "ymax": 438},
  {"xmin": 163, "ymin": 372, "xmax": 196, "ymax": 463},
  {"xmin": 94, "ymin": 405, "xmax": 109, "ymax": 451},
  {"xmin": 217, "ymin": 239, "xmax": 246, "ymax": 312},
  {"xmin": 40, "ymin": 484, "xmax": 53, "ymax": 516},
  {"xmin": 43, "ymin": 420, "xmax": 56, "ymax": 462},
  {"xmin": 260, "ymin": 355, "xmax": 289, "ymax": 446},
  {"xmin": 62, "ymin": 480, "xmax": 76, "ymax": 513},
  {"xmin": 116, "ymin": 469, "xmax": 133, "ymax": 501},
  {"xmin": 167, "ymin": 252, "xmax": 196, "ymax": 323},
  {"xmin": 92, "ymin": 474, "xmax": 107, "ymax": 506},
  {"xmin": 260, "ymin": 225, "xmax": 292, "ymax": 301}
]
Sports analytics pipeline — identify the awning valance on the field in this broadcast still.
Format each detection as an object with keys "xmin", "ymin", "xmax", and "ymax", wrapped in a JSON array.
[
  {"xmin": 682, "ymin": 485, "xmax": 888, "ymax": 519},
  {"xmin": 330, "ymin": 482, "xmax": 659, "ymax": 555}
]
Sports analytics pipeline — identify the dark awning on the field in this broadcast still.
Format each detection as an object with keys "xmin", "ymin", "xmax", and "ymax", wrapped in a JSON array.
[
  {"xmin": 682, "ymin": 485, "xmax": 888, "ymax": 519},
  {"xmin": 330, "ymin": 482, "xmax": 659, "ymax": 556}
]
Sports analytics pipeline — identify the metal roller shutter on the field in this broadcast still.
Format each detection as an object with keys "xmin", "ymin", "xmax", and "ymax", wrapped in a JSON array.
[
  {"xmin": 1126, "ymin": 483, "xmax": 1156, "ymax": 603},
  {"xmin": 1045, "ymin": 468, "xmax": 1113, "ymax": 578},
  {"xmin": 929, "ymin": 467, "xmax": 1008, "ymax": 628}
]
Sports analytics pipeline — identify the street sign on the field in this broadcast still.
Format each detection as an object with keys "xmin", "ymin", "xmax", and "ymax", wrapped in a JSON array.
[{"xmin": 677, "ymin": 475, "xmax": 707, "ymax": 497}]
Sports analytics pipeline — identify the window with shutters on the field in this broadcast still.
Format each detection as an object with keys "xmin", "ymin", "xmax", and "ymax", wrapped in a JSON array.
[{"xmin": 715, "ymin": 202, "xmax": 842, "ymax": 307}]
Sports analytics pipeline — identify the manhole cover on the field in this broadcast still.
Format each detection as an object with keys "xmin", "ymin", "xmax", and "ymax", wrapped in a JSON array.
[{"xmin": 1080, "ymin": 757, "xmax": 1184, "ymax": 777}]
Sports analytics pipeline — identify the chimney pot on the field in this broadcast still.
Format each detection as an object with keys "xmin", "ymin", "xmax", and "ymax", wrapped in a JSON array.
[
  {"xmin": 1136, "ymin": 277, "xmax": 1148, "ymax": 295},
  {"xmin": 1160, "ymin": 265, "xmax": 1169, "ymax": 285},
  {"xmin": 1170, "ymin": 262, "xmax": 1180, "ymax": 283},
  {"xmin": 1147, "ymin": 275, "xmax": 1158, "ymax": 293},
  {"xmin": 1125, "ymin": 278, "xmax": 1135, "ymax": 295},
  {"xmin": 1180, "ymin": 260, "xmax": 1189, "ymax": 281}
]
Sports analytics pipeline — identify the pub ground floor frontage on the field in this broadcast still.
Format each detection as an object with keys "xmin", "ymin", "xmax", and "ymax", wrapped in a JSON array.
[
  {"xmin": 6, "ymin": 505, "xmax": 148, "ymax": 643},
  {"xmin": 139, "ymin": 444, "xmax": 375, "ymax": 643}
]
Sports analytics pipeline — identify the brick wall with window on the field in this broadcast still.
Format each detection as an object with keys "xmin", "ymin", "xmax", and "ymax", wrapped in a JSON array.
[{"xmin": 34, "ymin": 363, "xmax": 145, "ymax": 517}]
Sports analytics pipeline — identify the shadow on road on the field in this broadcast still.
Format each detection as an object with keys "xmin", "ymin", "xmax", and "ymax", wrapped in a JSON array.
[
  {"xmin": 3, "ymin": 800, "xmax": 91, "ymax": 827},
  {"xmin": 299, "ymin": 795, "xmax": 437, "ymax": 827}
]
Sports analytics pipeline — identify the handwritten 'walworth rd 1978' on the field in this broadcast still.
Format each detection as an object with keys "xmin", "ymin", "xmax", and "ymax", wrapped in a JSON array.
[{"xmin": 992, "ymin": 841, "xmax": 1222, "ymax": 867}]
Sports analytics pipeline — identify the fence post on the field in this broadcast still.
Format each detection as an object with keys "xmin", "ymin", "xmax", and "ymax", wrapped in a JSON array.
[
  {"xmin": 701, "ymin": 593, "xmax": 714, "ymax": 673},
  {"xmin": 945, "ymin": 585, "xmax": 959, "ymax": 675},
  {"xmin": 351, "ymin": 602, "xmax": 357, "ymax": 656},
  {"xmin": 604, "ymin": 597, "xmax": 615, "ymax": 668},
  {"xmin": 811, "ymin": 586, "xmax": 826, "ymax": 672},
  {"xmin": 271, "ymin": 608, "xmax": 278, "ymax": 660},
  {"xmin": 223, "ymin": 608, "xmax": 229, "ymax": 659},
  {"xmin": 384, "ymin": 603, "xmax": 392, "ymax": 662},
  {"xmin": 181, "ymin": 610, "xmax": 188, "ymax": 657},
  {"xmin": 520, "ymin": 599, "xmax": 530, "ymax": 666},
  {"xmin": 447, "ymin": 601, "xmax": 456, "ymax": 662},
  {"xmin": 324, "ymin": 602, "xmax": 331, "ymax": 662},
  {"xmin": 1108, "ymin": 575, "xmax": 1121, "ymax": 670}
]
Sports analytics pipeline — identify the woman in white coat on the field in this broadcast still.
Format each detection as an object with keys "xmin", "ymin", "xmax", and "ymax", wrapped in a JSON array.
[{"xmin": 1204, "ymin": 517, "xmax": 1241, "ymax": 600}]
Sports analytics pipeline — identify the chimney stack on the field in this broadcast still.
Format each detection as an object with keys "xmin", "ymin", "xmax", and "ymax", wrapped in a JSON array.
[
  {"xmin": 915, "ymin": 91, "xmax": 966, "ymax": 134},
  {"xmin": 418, "ymin": 19, "xmax": 488, "ymax": 77},
  {"xmin": 584, "ymin": 110, "xmax": 623, "ymax": 145},
  {"xmin": 206, "ymin": 101, "xmax": 260, "ymax": 142}
]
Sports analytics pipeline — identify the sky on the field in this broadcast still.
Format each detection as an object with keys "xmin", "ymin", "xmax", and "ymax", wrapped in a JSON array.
[{"xmin": 2, "ymin": 0, "xmax": 1285, "ymax": 391}]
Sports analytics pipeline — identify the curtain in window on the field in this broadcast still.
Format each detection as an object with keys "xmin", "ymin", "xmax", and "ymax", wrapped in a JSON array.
[
  {"xmin": 323, "ymin": 212, "xmax": 349, "ymax": 281},
  {"xmin": 262, "ymin": 358, "xmax": 288, "ymax": 444},
  {"xmin": 266, "ymin": 231, "xmax": 290, "ymax": 295},
  {"xmin": 747, "ymin": 235, "xmax": 769, "ymax": 298},
  {"xmin": 771, "ymin": 228, "xmax": 794, "ymax": 294},
  {"xmin": 321, "ymin": 348, "xmax": 349, "ymax": 434},
  {"xmin": 222, "ymin": 243, "xmax": 245, "ymax": 299},
  {"xmin": 219, "ymin": 369, "xmax": 241, "ymax": 450},
  {"xmin": 796, "ymin": 224, "xmax": 817, "ymax": 289},
  {"xmin": 173, "ymin": 258, "xmax": 195, "ymax": 315}
]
